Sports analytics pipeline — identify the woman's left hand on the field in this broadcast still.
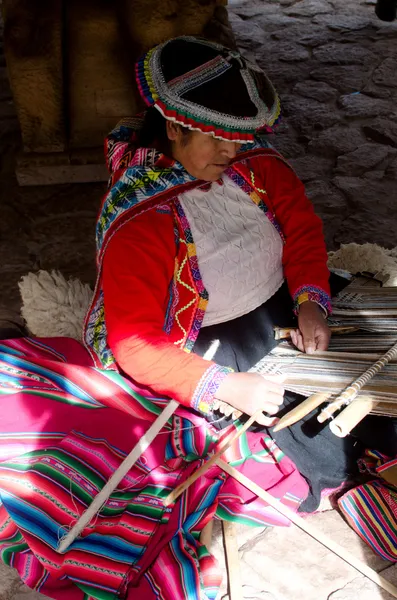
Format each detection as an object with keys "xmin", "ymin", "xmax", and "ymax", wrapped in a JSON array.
[{"xmin": 290, "ymin": 301, "xmax": 330, "ymax": 354}]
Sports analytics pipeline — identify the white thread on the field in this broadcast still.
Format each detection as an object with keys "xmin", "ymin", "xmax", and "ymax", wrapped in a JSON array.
[{"xmin": 321, "ymin": 341, "xmax": 397, "ymax": 421}]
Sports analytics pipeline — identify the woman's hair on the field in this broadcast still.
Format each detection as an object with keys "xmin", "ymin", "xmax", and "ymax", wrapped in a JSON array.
[{"xmin": 138, "ymin": 107, "xmax": 190, "ymax": 152}]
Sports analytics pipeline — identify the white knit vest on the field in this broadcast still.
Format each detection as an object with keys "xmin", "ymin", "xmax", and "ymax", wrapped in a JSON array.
[{"xmin": 179, "ymin": 175, "xmax": 284, "ymax": 326}]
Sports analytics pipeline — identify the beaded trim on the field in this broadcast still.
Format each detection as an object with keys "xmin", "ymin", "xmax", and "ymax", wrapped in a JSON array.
[
  {"xmin": 135, "ymin": 36, "xmax": 281, "ymax": 143},
  {"xmin": 191, "ymin": 364, "xmax": 233, "ymax": 415},
  {"xmin": 155, "ymin": 103, "xmax": 256, "ymax": 144},
  {"xmin": 168, "ymin": 54, "xmax": 232, "ymax": 96},
  {"xmin": 293, "ymin": 285, "xmax": 332, "ymax": 316}
]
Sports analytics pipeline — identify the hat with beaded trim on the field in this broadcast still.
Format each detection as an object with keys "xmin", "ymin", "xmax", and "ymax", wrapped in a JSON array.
[{"xmin": 135, "ymin": 36, "xmax": 280, "ymax": 144}]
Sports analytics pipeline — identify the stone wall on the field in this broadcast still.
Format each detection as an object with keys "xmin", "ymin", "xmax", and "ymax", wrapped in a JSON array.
[{"xmin": 227, "ymin": 0, "xmax": 397, "ymax": 250}]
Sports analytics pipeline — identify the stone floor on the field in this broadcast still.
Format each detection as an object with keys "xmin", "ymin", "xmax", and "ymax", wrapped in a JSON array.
[{"xmin": 1, "ymin": 0, "xmax": 397, "ymax": 598}]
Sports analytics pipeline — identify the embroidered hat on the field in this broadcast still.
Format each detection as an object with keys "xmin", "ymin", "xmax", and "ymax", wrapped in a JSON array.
[{"xmin": 135, "ymin": 36, "xmax": 280, "ymax": 144}]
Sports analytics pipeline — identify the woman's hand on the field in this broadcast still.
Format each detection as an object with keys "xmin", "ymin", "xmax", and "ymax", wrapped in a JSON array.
[
  {"xmin": 291, "ymin": 300, "xmax": 330, "ymax": 354},
  {"xmin": 214, "ymin": 372, "xmax": 285, "ymax": 426}
]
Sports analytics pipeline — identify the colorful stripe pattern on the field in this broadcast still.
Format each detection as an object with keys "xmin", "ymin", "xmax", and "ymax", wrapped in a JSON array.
[
  {"xmin": 338, "ymin": 450, "xmax": 397, "ymax": 562},
  {"xmin": 135, "ymin": 37, "xmax": 281, "ymax": 143},
  {"xmin": 339, "ymin": 481, "xmax": 397, "ymax": 561},
  {"xmin": 293, "ymin": 285, "xmax": 332, "ymax": 316},
  {"xmin": 84, "ymin": 123, "xmax": 292, "ymax": 375},
  {"xmin": 225, "ymin": 161, "xmax": 285, "ymax": 241},
  {"xmin": 190, "ymin": 364, "xmax": 233, "ymax": 415},
  {"xmin": 0, "ymin": 337, "xmax": 309, "ymax": 599},
  {"xmin": 172, "ymin": 199, "xmax": 209, "ymax": 352},
  {"xmin": 84, "ymin": 120, "xmax": 331, "ymax": 412}
]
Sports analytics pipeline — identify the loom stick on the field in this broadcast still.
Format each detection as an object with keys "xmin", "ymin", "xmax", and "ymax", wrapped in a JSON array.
[
  {"xmin": 200, "ymin": 520, "xmax": 214, "ymax": 550},
  {"xmin": 273, "ymin": 325, "xmax": 358, "ymax": 341},
  {"xmin": 332, "ymin": 308, "xmax": 397, "ymax": 316},
  {"xmin": 329, "ymin": 396, "xmax": 379, "ymax": 437},
  {"xmin": 216, "ymin": 459, "xmax": 397, "ymax": 599},
  {"xmin": 57, "ymin": 399, "xmax": 179, "ymax": 554},
  {"xmin": 163, "ymin": 409, "xmax": 263, "ymax": 507},
  {"xmin": 222, "ymin": 521, "xmax": 243, "ymax": 600},
  {"xmin": 272, "ymin": 392, "xmax": 331, "ymax": 432},
  {"xmin": 318, "ymin": 340, "xmax": 397, "ymax": 424}
]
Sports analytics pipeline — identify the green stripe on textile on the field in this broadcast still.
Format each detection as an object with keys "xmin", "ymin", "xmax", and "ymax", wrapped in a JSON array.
[
  {"xmin": 0, "ymin": 531, "xmax": 28, "ymax": 565},
  {"xmin": 238, "ymin": 433, "xmax": 251, "ymax": 460},
  {"xmin": 36, "ymin": 465, "xmax": 100, "ymax": 504},
  {"xmin": 365, "ymin": 486, "xmax": 397, "ymax": 537},
  {"xmin": 38, "ymin": 449, "xmax": 107, "ymax": 489},
  {"xmin": 229, "ymin": 458, "xmax": 246, "ymax": 467},
  {"xmin": 215, "ymin": 507, "xmax": 264, "ymax": 527},
  {"xmin": 123, "ymin": 502, "xmax": 164, "ymax": 520},
  {"xmin": 0, "ymin": 449, "xmax": 43, "ymax": 469},
  {"xmin": 77, "ymin": 583, "xmax": 117, "ymax": 600},
  {"xmin": 196, "ymin": 542, "xmax": 212, "ymax": 559},
  {"xmin": 232, "ymin": 421, "xmax": 251, "ymax": 458},
  {"xmin": 96, "ymin": 370, "xmax": 170, "ymax": 421}
]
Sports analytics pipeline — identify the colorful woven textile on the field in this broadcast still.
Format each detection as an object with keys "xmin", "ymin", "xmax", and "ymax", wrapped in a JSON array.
[
  {"xmin": 338, "ymin": 450, "xmax": 397, "ymax": 562},
  {"xmin": 0, "ymin": 337, "xmax": 308, "ymax": 600},
  {"xmin": 86, "ymin": 118, "xmax": 333, "ymax": 376},
  {"xmin": 84, "ymin": 121, "xmax": 284, "ymax": 371},
  {"xmin": 135, "ymin": 37, "xmax": 281, "ymax": 143}
]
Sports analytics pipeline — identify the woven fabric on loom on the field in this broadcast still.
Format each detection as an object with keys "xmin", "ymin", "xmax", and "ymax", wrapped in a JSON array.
[{"xmin": 329, "ymin": 286, "xmax": 397, "ymax": 331}]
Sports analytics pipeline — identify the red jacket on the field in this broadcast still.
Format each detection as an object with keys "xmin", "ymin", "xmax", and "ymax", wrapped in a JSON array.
[{"xmin": 101, "ymin": 149, "xmax": 330, "ymax": 413}]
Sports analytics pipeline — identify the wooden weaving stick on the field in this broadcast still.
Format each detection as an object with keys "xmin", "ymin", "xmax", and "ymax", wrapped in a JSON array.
[
  {"xmin": 200, "ymin": 520, "xmax": 214, "ymax": 550},
  {"xmin": 164, "ymin": 409, "xmax": 264, "ymax": 507},
  {"xmin": 273, "ymin": 340, "xmax": 397, "ymax": 433},
  {"xmin": 222, "ymin": 521, "xmax": 243, "ymax": 600},
  {"xmin": 273, "ymin": 325, "xmax": 358, "ymax": 341},
  {"xmin": 57, "ymin": 399, "xmax": 179, "ymax": 553},
  {"xmin": 217, "ymin": 459, "xmax": 397, "ymax": 599},
  {"xmin": 318, "ymin": 339, "xmax": 397, "ymax": 423},
  {"xmin": 273, "ymin": 392, "xmax": 331, "ymax": 432},
  {"xmin": 329, "ymin": 395, "xmax": 379, "ymax": 437}
]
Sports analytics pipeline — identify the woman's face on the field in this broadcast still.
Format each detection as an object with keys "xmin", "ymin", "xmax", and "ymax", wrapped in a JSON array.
[{"xmin": 166, "ymin": 121, "xmax": 241, "ymax": 181}]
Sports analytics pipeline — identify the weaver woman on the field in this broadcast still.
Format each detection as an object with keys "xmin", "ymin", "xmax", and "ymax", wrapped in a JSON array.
[
  {"xmin": 91, "ymin": 36, "xmax": 373, "ymax": 503},
  {"xmin": 0, "ymin": 37, "xmax": 394, "ymax": 600}
]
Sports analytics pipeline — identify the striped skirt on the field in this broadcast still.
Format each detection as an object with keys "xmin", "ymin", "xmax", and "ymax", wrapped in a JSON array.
[{"xmin": 0, "ymin": 336, "xmax": 308, "ymax": 600}]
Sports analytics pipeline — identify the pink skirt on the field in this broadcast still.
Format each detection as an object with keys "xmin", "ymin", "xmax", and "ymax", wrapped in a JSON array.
[{"xmin": 0, "ymin": 336, "xmax": 308, "ymax": 600}]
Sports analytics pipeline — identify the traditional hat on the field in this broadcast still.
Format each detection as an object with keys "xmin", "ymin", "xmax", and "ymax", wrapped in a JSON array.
[{"xmin": 136, "ymin": 36, "xmax": 280, "ymax": 144}]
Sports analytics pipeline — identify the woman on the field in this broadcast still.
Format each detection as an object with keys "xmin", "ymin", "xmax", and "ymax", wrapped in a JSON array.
[
  {"xmin": 87, "ymin": 36, "xmax": 331, "ymax": 422},
  {"xmin": 0, "ymin": 36, "xmax": 384, "ymax": 600},
  {"xmin": 85, "ymin": 36, "xmax": 366, "ymax": 511}
]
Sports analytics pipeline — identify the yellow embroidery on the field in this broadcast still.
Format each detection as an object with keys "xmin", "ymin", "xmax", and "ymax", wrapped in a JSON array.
[
  {"xmin": 250, "ymin": 170, "xmax": 267, "ymax": 195},
  {"xmin": 297, "ymin": 292, "xmax": 310, "ymax": 305},
  {"xmin": 249, "ymin": 191, "xmax": 262, "ymax": 206},
  {"xmin": 173, "ymin": 242, "xmax": 197, "ymax": 347}
]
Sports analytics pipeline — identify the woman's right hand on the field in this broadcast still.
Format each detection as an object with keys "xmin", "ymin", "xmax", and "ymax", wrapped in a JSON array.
[{"xmin": 214, "ymin": 372, "xmax": 285, "ymax": 427}]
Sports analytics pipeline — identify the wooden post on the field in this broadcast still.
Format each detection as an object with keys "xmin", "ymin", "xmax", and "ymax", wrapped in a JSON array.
[{"xmin": 223, "ymin": 521, "xmax": 243, "ymax": 600}]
